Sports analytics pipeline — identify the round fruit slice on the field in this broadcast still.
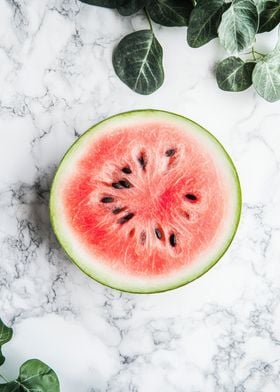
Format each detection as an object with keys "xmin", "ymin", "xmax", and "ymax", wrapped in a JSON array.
[{"xmin": 50, "ymin": 110, "xmax": 241, "ymax": 293}]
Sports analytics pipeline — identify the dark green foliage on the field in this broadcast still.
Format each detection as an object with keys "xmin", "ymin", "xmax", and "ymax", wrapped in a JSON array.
[{"xmin": 78, "ymin": 0, "xmax": 280, "ymax": 101}]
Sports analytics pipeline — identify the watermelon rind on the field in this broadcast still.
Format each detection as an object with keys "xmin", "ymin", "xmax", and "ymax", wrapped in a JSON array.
[{"xmin": 50, "ymin": 110, "xmax": 242, "ymax": 294}]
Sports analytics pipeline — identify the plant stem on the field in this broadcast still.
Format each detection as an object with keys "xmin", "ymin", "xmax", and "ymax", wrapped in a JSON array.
[
  {"xmin": 16, "ymin": 381, "xmax": 30, "ymax": 391},
  {"xmin": 0, "ymin": 373, "xmax": 9, "ymax": 382},
  {"xmin": 144, "ymin": 8, "xmax": 153, "ymax": 31},
  {"xmin": 254, "ymin": 50, "xmax": 265, "ymax": 56},
  {"xmin": 251, "ymin": 47, "xmax": 265, "ymax": 60}
]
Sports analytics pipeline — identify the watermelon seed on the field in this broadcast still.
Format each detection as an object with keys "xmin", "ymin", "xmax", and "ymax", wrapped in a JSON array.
[
  {"xmin": 185, "ymin": 211, "xmax": 190, "ymax": 219},
  {"xmin": 101, "ymin": 196, "xmax": 114, "ymax": 203},
  {"xmin": 169, "ymin": 233, "xmax": 176, "ymax": 247},
  {"xmin": 165, "ymin": 149, "xmax": 175, "ymax": 157},
  {"xmin": 185, "ymin": 193, "xmax": 197, "ymax": 201},
  {"xmin": 122, "ymin": 166, "xmax": 132, "ymax": 174},
  {"xmin": 119, "ymin": 179, "xmax": 133, "ymax": 188},
  {"xmin": 112, "ymin": 180, "xmax": 133, "ymax": 189},
  {"xmin": 140, "ymin": 231, "xmax": 146, "ymax": 244},
  {"xmin": 118, "ymin": 212, "xmax": 135, "ymax": 224},
  {"xmin": 113, "ymin": 207, "xmax": 125, "ymax": 214},
  {"xmin": 138, "ymin": 152, "xmax": 147, "ymax": 170},
  {"xmin": 112, "ymin": 182, "xmax": 123, "ymax": 189},
  {"xmin": 155, "ymin": 228, "xmax": 163, "ymax": 240}
]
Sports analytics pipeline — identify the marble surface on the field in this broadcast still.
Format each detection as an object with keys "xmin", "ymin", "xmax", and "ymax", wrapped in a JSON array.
[{"xmin": 1, "ymin": 1, "xmax": 280, "ymax": 391}]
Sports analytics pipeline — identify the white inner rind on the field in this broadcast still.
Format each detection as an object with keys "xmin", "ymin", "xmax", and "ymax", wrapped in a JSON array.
[{"xmin": 50, "ymin": 110, "xmax": 241, "ymax": 293}]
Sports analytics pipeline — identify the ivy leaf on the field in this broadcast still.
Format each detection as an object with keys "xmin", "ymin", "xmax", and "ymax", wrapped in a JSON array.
[
  {"xmin": 187, "ymin": 0, "xmax": 228, "ymax": 48},
  {"xmin": 216, "ymin": 56, "xmax": 256, "ymax": 91},
  {"xmin": 78, "ymin": 0, "xmax": 121, "ymax": 7},
  {"xmin": 16, "ymin": 360, "xmax": 60, "ymax": 392},
  {"xmin": 255, "ymin": 0, "xmax": 280, "ymax": 12},
  {"xmin": 117, "ymin": 0, "xmax": 147, "ymax": 15},
  {"xmin": 218, "ymin": 0, "xmax": 259, "ymax": 53},
  {"xmin": 0, "ymin": 382, "xmax": 18, "ymax": 391},
  {"xmin": 252, "ymin": 43, "xmax": 280, "ymax": 102},
  {"xmin": 258, "ymin": 1, "xmax": 280, "ymax": 33},
  {"xmin": 113, "ymin": 30, "xmax": 164, "ymax": 94},
  {"xmin": 0, "ymin": 359, "xmax": 60, "ymax": 392},
  {"xmin": 147, "ymin": 0, "xmax": 193, "ymax": 27},
  {"xmin": 0, "ymin": 319, "xmax": 13, "ymax": 366}
]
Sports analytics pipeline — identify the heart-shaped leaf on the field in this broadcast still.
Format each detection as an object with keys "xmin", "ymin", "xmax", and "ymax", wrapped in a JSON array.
[
  {"xmin": 17, "ymin": 360, "xmax": 60, "ymax": 392},
  {"xmin": 79, "ymin": 0, "xmax": 121, "ymax": 7},
  {"xmin": 113, "ymin": 30, "xmax": 164, "ymax": 94},
  {"xmin": 216, "ymin": 56, "xmax": 256, "ymax": 91},
  {"xmin": 0, "ymin": 319, "xmax": 13, "ymax": 366},
  {"xmin": 0, "ymin": 359, "xmax": 60, "ymax": 392},
  {"xmin": 252, "ymin": 43, "xmax": 280, "ymax": 102},
  {"xmin": 117, "ymin": 0, "xmax": 147, "ymax": 15},
  {"xmin": 147, "ymin": 0, "xmax": 193, "ymax": 27},
  {"xmin": 258, "ymin": 1, "xmax": 280, "ymax": 33},
  {"xmin": 187, "ymin": 0, "xmax": 228, "ymax": 48},
  {"xmin": 218, "ymin": 0, "xmax": 259, "ymax": 53}
]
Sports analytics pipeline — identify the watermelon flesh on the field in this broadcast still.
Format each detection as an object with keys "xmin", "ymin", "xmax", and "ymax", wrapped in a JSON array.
[{"xmin": 50, "ymin": 110, "xmax": 241, "ymax": 293}]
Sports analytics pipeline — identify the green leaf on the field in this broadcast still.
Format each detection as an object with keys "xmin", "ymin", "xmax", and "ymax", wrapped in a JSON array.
[
  {"xmin": 0, "ymin": 360, "xmax": 60, "ymax": 392},
  {"xmin": 0, "ymin": 382, "xmax": 19, "ymax": 391},
  {"xmin": 216, "ymin": 56, "xmax": 256, "ymax": 91},
  {"xmin": 255, "ymin": 0, "xmax": 279, "ymax": 12},
  {"xmin": 0, "ymin": 319, "xmax": 13, "ymax": 366},
  {"xmin": 218, "ymin": 0, "xmax": 259, "ymax": 53},
  {"xmin": 147, "ymin": 0, "xmax": 193, "ymax": 27},
  {"xmin": 18, "ymin": 360, "xmax": 60, "ymax": 392},
  {"xmin": 117, "ymin": 0, "xmax": 147, "ymax": 15},
  {"xmin": 78, "ymin": 0, "xmax": 121, "ymax": 7},
  {"xmin": 113, "ymin": 30, "xmax": 164, "ymax": 94},
  {"xmin": 252, "ymin": 43, "xmax": 280, "ymax": 102},
  {"xmin": 187, "ymin": 0, "xmax": 228, "ymax": 48},
  {"xmin": 258, "ymin": 1, "xmax": 280, "ymax": 33}
]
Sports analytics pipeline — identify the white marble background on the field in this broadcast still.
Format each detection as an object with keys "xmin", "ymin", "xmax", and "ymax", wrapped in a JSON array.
[{"xmin": 0, "ymin": 1, "xmax": 280, "ymax": 391}]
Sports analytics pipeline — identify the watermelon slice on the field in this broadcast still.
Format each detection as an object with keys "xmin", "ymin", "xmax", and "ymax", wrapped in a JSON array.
[{"xmin": 50, "ymin": 110, "xmax": 241, "ymax": 293}]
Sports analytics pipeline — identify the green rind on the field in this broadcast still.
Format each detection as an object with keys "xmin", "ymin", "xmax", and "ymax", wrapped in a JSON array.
[{"xmin": 50, "ymin": 109, "xmax": 242, "ymax": 294}]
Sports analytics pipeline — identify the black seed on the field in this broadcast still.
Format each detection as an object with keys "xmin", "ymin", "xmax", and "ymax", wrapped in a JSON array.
[
  {"xmin": 113, "ymin": 207, "xmax": 125, "ymax": 214},
  {"xmin": 119, "ymin": 179, "xmax": 132, "ymax": 188},
  {"xmin": 112, "ymin": 182, "xmax": 123, "ymax": 189},
  {"xmin": 140, "ymin": 231, "xmax": 146, "ymax": 244},
  {"xmin": 122, "ymin": 166, "xmax": 132, "ymax": 174},
  {"xmin": 138, "ymin": 154, "xmax": 146, "ymax": 170},
  {"xmin": 118, "ymin": 212, "xmax": 135, "ymax": 225},
  {"xmin": 185, "ymin": 193, "xmax": 197, "ymax": 201},
  {"xmin": 101, "ymin": 196, "xmax": 114, "ymax": 203},
  {"xmin": 165, "ymin": 149, "xmax": 175, "ymax": 157},
  {"xmin": 155, "ymin": 228, "xmax": 162, "ymax": 240},
  {"xmin": 169, "ymin": 233, "xmax": 176, "ymax": 247}
]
